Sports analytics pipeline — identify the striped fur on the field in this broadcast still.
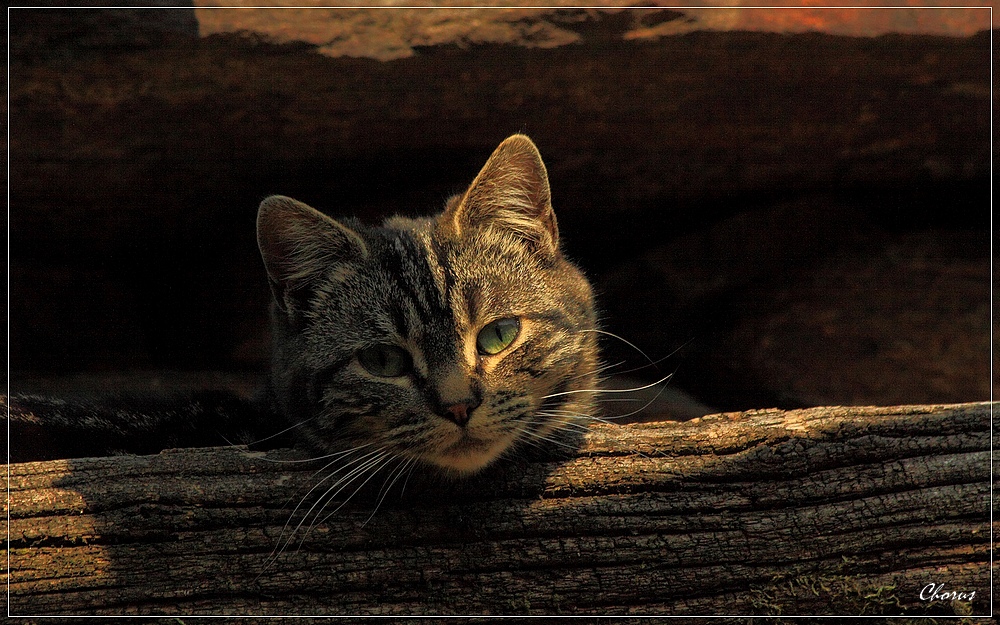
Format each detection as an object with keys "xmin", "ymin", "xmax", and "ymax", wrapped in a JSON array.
[{"xmin": 257, "ymin": 135, "xmax": 598, "ymax": 475}]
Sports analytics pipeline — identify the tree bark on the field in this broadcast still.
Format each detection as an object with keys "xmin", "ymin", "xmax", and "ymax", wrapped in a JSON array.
[{"xmin": 4, "ymin": 402, "xmax": 993, "ymax": 617}]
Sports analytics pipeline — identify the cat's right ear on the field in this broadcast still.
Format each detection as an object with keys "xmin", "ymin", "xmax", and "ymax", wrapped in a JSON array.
[
  {"xmin": 438, "ymin": 134, "xmax": 559, "ymax": 259},
  {"xmin": 256, "ymin": 195, "xmax": 368, "ymax": 314}
]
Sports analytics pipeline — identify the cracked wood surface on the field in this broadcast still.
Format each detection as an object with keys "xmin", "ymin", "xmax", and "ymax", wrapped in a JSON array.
[{"xmin": 4, "ymin": 402, "xmax": 993, "ymax": 616}]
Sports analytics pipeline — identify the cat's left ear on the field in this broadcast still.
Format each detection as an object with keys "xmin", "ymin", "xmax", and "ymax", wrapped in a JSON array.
[
  {"xmin": 440, "ymin": 134, "xmax": 559, "ymax": 258},
  {"xmin": 257, "ymin": 195, "xmax": 368, "ymax": 314}
]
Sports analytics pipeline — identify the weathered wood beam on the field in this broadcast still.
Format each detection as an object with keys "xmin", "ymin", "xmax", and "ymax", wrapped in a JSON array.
[{"xmin": 4, "ymin": 402, "xmax": 993, "ymax": 616}]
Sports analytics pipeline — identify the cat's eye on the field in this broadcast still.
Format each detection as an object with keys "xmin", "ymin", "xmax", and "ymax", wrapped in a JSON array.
[
  {"xmin": 476, "ymin": 317, "xmax": 521, "ymax": 356},
  {"xmin": 357, "ymin": 344, "xmax": 412, "ymax": 377}
]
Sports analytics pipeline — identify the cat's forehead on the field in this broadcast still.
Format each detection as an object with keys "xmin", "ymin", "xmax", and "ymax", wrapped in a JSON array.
[
  {"xmin": 309, "ymin": 212, "xmax": 551, "ymax": 341},
  {"xmin": 375, "ymin": 216, "xmax": 451, "ymax": 290},
  {"xmin": 377, "ymin": 214, "xmax": 538, "ymax": 299}
]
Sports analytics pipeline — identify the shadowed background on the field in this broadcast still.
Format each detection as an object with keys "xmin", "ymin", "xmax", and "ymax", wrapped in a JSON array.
[{"xmin": 7, "ymin": 2, "xmax": 993, "ymax": 415}]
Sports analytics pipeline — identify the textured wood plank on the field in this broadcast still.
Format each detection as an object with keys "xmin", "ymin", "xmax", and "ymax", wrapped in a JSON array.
[{"xmin": 4, "ymin": 402, "xmax": 992, "ymax": 616}]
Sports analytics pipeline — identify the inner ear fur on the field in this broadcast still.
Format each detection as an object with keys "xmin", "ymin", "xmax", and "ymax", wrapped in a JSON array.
[
  {"xmin": 439, "ymin": 134, "xmax": 559, "ymax": 257},
  {"xmin": 256, "ymin": 195, "xmax": 367, "ymax": 312}
]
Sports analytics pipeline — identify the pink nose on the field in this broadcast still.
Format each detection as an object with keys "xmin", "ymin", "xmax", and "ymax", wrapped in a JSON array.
[{"xmin": 443, "ymin": 403, "xmax": 472, "ymax": 427}]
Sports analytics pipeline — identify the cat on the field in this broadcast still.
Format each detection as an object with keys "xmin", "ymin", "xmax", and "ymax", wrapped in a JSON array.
[
  {"xmin": 257, "ymin": 134, "xmax": 600, "ymax": 476},
  {"xmin": 7, "ymin": 135, "xmax": 601, "ymax": 475}
]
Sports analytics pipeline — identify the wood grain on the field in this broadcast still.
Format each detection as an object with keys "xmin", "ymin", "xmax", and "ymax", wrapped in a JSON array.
[{"xmin": 5, "ymin": 402, "xmax": 993, "ymax": 616}]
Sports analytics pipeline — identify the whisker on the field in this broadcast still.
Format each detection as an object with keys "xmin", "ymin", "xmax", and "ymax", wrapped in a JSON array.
[
  {"xmin": 543, "ymin": 369, "xmax": 676, "ymax": 423},
  {"xmin": 510, "ymin": 435, "xmax": 551, "ymax": 455},
  {"xmin": 591, "ymin": 336, "xmax": 694, "ymax": 380},
  {"xmin": 578, "ymin": 329, "xmax": 659, "ymax": 372},
  {"xmin": 514, "ymin": 430, "xmax": 568, "ymax": 451},
  {"xmin": 290, "ymin": 451, "xmax": 392, "ymax": 553},
  {"xmin": 563, "ymin": 358, "xmax": 626, "ymax": 384},
  {"xmin": 270, "ymin": 454, "xmax": 358, "ymax": 548},
  {"xmin": 593, "ymin": 359, "xmax": 627, "ymax": 375},
  {"xmin": 256, "ymin": 441, "xmax": 379, "ymax": 465},
  {"xmin": 256, "ymin": 445, "xmax": 385, "ymax": 578},
  {"xmin": 535, "ymin": 411, "xmax": 601, "ymax": 426},
  {"xmin": 511, "ymin": 421, "xmax": 585, "ymax": 452},
  {"xmin": 271, "ymin": 447, "xmax": 387, "ymax": 561},
  {"xmin": 312, "ymin": 451, "xmax": 398, "ymax": 532},
  {"xmin": 519, "ymin": 414, "xmax": 652, "ymax": 459},
  {"xmin": 533, "ymin": 414, "xmax": 607, "ymax": 432},
  {"xmin": 242, "ymin": 416, "xmax": 317, "ymax": 447},
  {"xmin": 398, "ymin": 456, "xmax": 419, "ymax": 498},
  {"xmin": 606, "ymin": 366, "xmax": 679, "ymax": 421},
  {"xmin": 543, "ymin": 371, "xmax": 674, "ymax": 400},
  {"xmin": 363, "ymin": 456, "xmax": 415, "ymax": 527},
  {"xmin": 372, "ymin": 455, "xmax": 409, "ymax": 508}
]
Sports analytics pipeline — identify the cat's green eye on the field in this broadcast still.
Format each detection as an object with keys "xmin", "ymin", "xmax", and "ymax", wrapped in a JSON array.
[
  {"xmin": 357, "ymin": 344, "xmax": 412, "ymax": 377},
  {"xmin": 476, "ymin": 317, "xmax": 521, "ymax": 356}
]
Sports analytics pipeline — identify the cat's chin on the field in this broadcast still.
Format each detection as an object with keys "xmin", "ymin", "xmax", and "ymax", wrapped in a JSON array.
[{"xmin": 420, "ymin": 435, "xmax": 509, "ymax": 476}]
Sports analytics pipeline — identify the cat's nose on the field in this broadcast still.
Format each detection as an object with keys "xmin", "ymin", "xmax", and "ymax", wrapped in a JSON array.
[{"xmin": 441, "ymin": 399, "xmax": 480, "ymax": 427}]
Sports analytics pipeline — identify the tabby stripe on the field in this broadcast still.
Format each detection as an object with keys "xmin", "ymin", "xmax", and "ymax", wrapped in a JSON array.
[
  {"xmin": 311, "ymin": 356, "xmax": 355, "ymax": 397},
  {"xmin": 513, "ymin": 366, "xmax": 546, "ymax": 379},
  {"xmin": 430, "ymin": 238, "xmax": 458, "ymax": 310},
  {"xmin": 388, "ymin": 301, "xmax": 411, "ymax": 338},
  {"xmin": 509, "ymin": 336, "xmax": 549, "ymax": 371},
  {"xmin": 388, "ymin": 234, "xmax": 449, "ymax": 329},
  {"xmin": 462, "ymin": 282, "xmax": 481, "ymax": 325},
  {"xmin": 523, "ymin": 311, "xmax": 578, "ymax": 333},
  {"xmin": 496, "ymin": 401, "xmax": 528, "ymax": 416}
]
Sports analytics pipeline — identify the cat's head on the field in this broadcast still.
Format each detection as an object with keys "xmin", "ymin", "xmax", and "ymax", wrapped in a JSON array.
[{"xmin": 256, "ymin": 135, "xmax": 598, "ymax": 475}]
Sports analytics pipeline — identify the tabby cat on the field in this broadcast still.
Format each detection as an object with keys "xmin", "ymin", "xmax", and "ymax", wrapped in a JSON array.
[
  {"xmin": 7, "ymin": 135, "xmax": 601, "ymax": 475},
  {"xmin": 257, "ymin": 134, "xmax": 599, "ymax": 475}
]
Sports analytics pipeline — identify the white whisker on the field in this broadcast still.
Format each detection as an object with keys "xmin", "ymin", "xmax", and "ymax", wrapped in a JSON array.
[
  {"xmin": 292, "ymin": 451, "xmax": 392, "ymax": 552},
  {"xmin": 312, "ymin": 451, "xmax": 398, "ymax": 532},
  {"xmin": 258, "ymin": 441, "xmax": 378, "ymax": 465},
  {"xmin": 590, "ymin": 336, "xmax": 693, "ymax": 380},
  {"xmin": 579, "ymin": 329, "xmax": 659, "ymax": 372},
  {"xmin": 274, "ymin": 447, "xmax": 387, "ymax": 559},
  {"xmin": 607, "ymin": 367, "xmax": 678, "ymax": 421},
  {"xmin": 240, "ymin": 416, "xmax": 317, "ymax": 447},
  {"xmin": 564, "ymin": 358, "xmax": 625, "ymax": 383},
  {"xmin": 363, "ymin": 456, "xmax": 415, "ymax": 527},
  {"xmin": 543, "ymin": 371, "xmax": 674, "ymax": 400},
  {"xmin": 257, "ymin": 445, "xmax": 385, "ymax": 578},
  {"xmin": 511, "ymin": 421, "xmax": 584, "ymax": 452}
]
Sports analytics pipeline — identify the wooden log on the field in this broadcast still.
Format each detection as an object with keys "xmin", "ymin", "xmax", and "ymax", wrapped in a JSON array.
[{"xmin": 4, "ymin": 402, "xmax": 993, "ymax": 617}]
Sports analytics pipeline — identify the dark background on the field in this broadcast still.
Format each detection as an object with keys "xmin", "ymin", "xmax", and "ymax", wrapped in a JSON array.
[{"xmin": 7, "ymin": 6, "xmax": 993, "ymax": 414}]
